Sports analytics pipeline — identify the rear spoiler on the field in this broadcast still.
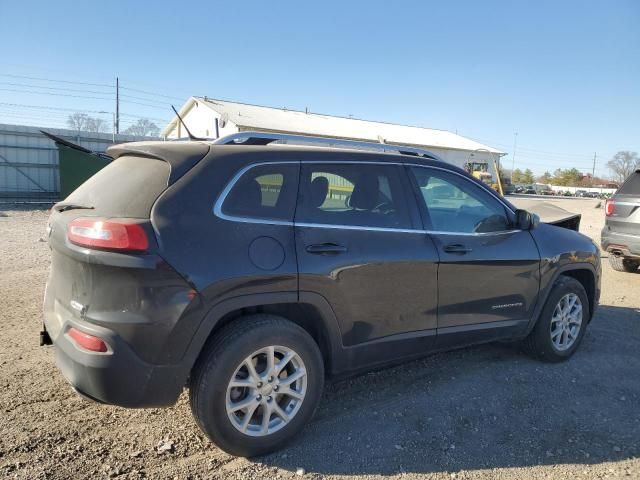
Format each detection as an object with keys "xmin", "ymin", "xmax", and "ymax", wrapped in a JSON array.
[{"xmin": 107, "ymin": 141, "xmax": 210, "ymax": 184}]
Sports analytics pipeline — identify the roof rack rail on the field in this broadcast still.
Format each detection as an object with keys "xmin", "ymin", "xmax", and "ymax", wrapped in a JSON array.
[{"xmin": 212, "ymin": 131, "xmax": 440, "ymax": 160}]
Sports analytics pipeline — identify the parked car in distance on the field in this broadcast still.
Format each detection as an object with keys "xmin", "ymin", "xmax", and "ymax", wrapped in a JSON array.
[
  {"xmin": 535, "ymin": 184, "xmax": 554, "ymax": 196},
  {"xmin": 601, "ymin": 169, "xmax": 640, "ymax": 273},
  {"xmin": 502, "ymin": 183, "xmax": 515, "ymax": 195},
  {"xmin": 42, "ymin": 132, "xmax": 601, "ymax": 457},
  {"xmin": 523, "ymin": 185, "xmax": 537, "ymax": 194}
]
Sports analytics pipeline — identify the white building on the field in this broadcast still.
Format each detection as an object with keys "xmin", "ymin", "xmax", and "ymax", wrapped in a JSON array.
[{"xmin": 162, "ymin": 97, "xmax": 505, "ymax": 171}]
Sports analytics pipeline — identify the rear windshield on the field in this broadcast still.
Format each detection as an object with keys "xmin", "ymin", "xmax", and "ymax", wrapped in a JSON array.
[
  {"xmin": 617, "ymin": 171, "xmax": 640, "ymax": 195},
  {"xmin": 64, "ymin": 155, "xmax": 170, "ymax": 217}
]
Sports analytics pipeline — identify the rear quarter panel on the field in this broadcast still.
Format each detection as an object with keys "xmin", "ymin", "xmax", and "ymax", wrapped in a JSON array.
[{"xmin": 151, "ymin": 147, "xmax": 299, "ymax": 306}]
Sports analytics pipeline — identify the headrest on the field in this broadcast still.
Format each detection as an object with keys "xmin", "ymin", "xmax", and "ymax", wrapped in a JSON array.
[
  {"xmin": 310, "ymin": 176, "xmax": 329, "ymax": 208},
  {"xmin": 350, "ymin": 175, "xmax": 378, "ymax": 210},
  {"xmin": 243, "ymin": 178, "xmax": 262, "ymax": 209}
]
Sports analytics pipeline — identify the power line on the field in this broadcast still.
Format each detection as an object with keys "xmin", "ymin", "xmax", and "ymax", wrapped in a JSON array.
[
  {"xmin": 465, "ymin": 133, "xmax": 597, "ymax": 159},
  {"xmin": 0, "ymin": 102, "xmax": 108, "ymax": 114},
  {"xmin": 0, "ymin": 72, "xmax": 113, "ymax": 88},
  {"xmin": 119, "ymin": 93, "xmax": 170, "ymax": 105},
  {"xmin": 0, "ymin": 102, "xmax": 170, "ymax": 124},
  {"xmin": 120, "ymin": 99, "xmax": 170, "ymax": 110},
  {"xmin": 0, "ymin": 81, "xmax": 112, "ymax": 96},
  {"xmin": 0, "ymin": 87, "xmax": 112, "ymax": 101},
  {"xmin": 120, "ymin": 86, "xmax": 185, "ymax": 102},
  {"xmin": 117, "ymin": 77, "xmax": 193, "ymax": 97}
]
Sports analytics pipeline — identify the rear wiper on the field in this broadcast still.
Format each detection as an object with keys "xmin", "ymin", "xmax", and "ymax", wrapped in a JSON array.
[{"xmin": 54, "ymin": 203, "xmax": 95, "ymax": 213}]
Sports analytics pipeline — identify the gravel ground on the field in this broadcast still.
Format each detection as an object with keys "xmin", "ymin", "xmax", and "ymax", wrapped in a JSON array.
[{"xmin": 0, "ymin": 200, "xmax": 638, "ymax": 480}]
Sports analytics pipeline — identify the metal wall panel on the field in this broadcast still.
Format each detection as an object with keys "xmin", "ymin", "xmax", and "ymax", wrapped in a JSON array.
[{"xmin": 0, "ymin": 123, "xmax": 155, "ymax": 202}]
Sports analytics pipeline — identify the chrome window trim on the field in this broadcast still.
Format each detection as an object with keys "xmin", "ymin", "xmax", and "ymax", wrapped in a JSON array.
[
  {"xmin": 213, "ymin": 161, "xmax": 299, "ymax": 225},
  {"xmin": 295, "ymin": 222, "xmax": 421, "ymax": 234},
  {"xmin": 213, "ymin": 161, "xmax": 521, "ymax": 236},
  {"xmin": 296, "ymin": 223, "xmax": 522, "ymax": 236}
]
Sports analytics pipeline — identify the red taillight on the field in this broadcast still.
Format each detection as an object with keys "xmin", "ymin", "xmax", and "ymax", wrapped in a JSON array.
[
  {"xmin": 67, "ymin": 327, "xmax": 108, "ymax": 353},
  {"xmin": 67, "ymin": 218, "xmax": 149, "ymax": 251},
  {"xmin": 605, "ymin": 199, "xmax": 616, "ymax": 216}
]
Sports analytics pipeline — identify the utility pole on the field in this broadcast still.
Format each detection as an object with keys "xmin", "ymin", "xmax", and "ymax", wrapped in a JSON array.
[
  {"xmin": 115, "ymin": 77, "xmax": 120, "ymax": 135},
  {"xmin": 592, "ymin": 152, "xmax": 597, "ymax": 186}
]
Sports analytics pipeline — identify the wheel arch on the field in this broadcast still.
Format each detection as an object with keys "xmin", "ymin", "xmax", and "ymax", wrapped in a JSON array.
[
  {"xmin": 526, "ymin": 262, "xmax": 599, "ymax": 335},
  {"xmin": 182, "ymin": 292, "xmax": 344, "ymax": 382},
  {"xmin": 561, "ymin": 268, "xmax": 596, "ymax": 320}
]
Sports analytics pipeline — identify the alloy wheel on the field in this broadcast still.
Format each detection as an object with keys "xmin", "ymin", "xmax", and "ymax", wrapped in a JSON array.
[
  {"xmin": 225, "ymin": 346, "xmax": 307, "ymax": 437},
  {"xmin": 550, "ymin": 293, "xmax": 583, "ymax": 351}
]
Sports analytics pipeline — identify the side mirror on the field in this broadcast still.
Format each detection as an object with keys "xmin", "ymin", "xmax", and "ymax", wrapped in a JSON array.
[
  {"xmin": 531, "ymin": 213, "xmax": 540, "ymax": 229},
  {"xmin": 515, "ymin": 209, "xmax": 540, "ymax": 230}
]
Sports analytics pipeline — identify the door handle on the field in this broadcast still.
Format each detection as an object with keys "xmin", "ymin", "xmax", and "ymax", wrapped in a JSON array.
[
  {"xmin": 443, "ymin": 243, "xmax": 472, "ymax": 254},
  {"xmin": 305, "ymin": 243, "xmax": 348, "ymax": 255}
]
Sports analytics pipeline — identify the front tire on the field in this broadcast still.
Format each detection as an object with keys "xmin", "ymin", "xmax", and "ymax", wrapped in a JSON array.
[
  {"xmin": 523, "ymin": 276, "xmax": 590, "ymax": 362},
  {"xmin": 608, "ymin": 255, "xmax": 640, "ymax": 273},
  {"xmin": 189, "ymin": 315, "xmax": 324, "ymax": 457}
]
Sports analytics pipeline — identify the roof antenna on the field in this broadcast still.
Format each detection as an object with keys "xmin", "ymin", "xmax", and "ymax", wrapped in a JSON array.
[{"xmin": 171, "ymin": 105, "xmax": 205, "ymax": 141}]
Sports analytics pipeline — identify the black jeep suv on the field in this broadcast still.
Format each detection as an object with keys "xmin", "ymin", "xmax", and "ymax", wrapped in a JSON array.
[{"xmin": 43, "ymin": 132, "xmax": 601, "ymax": 456}]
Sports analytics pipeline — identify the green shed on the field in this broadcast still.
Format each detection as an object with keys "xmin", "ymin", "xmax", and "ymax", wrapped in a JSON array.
[{"xmin": 57, "ymin": 144, "xmax": 111, "ymax": 199}]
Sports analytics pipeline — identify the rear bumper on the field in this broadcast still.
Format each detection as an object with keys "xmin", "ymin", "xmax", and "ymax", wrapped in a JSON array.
[
  {"xmin": 601, "ymin": 228, "xmax": 640, "ymax": 258},
  {"xmin": 45, "ymin": 316, "xmax": 186, "ymax": 408}
]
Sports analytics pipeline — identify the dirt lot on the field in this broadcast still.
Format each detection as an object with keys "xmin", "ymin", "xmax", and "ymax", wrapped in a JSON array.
[{"xmin": 1, "ymin": 199, "xmax": 638, "ymax": 480}]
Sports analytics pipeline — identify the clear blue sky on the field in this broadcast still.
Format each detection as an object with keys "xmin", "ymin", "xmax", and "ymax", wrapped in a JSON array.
[{"xmin": 1, "ymin": 0, "xmax": 638, "ymax": 177}]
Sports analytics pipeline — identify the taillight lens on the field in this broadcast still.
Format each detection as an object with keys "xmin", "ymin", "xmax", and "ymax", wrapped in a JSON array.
[
  {"xmin": 67, "ymin": 218, "xmax": 149, "ymax": 251},
  {"xmin": 605, "ymin": 199, "xmax": 616, "ymax": 216},
  {"xmin": 67, "ymin": 327, "xmax": 108, "ymax": 353}
]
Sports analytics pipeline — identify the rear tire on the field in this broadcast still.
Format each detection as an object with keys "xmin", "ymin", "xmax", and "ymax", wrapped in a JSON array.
[
  {"xmin": 189, "ymin": 314, "xmax": 324, "ymax": 457},
  {"xmin": 608, "ymin": 255, "xmax": 640, "ymax": 273},
  {"xmin": 523, "ymin": 276, "xmax": 590, "ymax": 362}
]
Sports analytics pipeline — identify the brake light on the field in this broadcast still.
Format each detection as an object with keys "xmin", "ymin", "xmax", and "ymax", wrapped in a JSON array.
[
  {"xmin": 605, "ymin": 199, "xmax": 616, "ymax": 216},
  {"xmin": 67, "ymin": 218, "xmax": 149, "ymax": 251},
  {"xmin": 67, "ymin": 327, "xmax": 108, "ymax": 353}
]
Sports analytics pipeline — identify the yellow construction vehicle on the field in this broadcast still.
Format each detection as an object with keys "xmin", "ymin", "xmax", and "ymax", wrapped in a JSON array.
[{"xmin": 464, "ymin": 160, "xmax": 505, "ymax": 196}]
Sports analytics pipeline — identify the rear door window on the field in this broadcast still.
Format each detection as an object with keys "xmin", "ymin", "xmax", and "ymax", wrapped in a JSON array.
[
  {"xmin": 296, "ymin": 163, "xmax": 412, "ymax": 229},
  {"xmin": 64, "ymin": 155, "xmax": 170, "ymax": 218},
  {"xmin": 221, "ymin": 163, "xmax": 299, "ymax": 221}
]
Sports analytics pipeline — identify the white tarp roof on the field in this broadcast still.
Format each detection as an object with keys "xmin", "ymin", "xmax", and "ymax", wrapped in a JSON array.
[{"xmin": 164, "ymin": 97, "xmax": 504, "ymax": 155}]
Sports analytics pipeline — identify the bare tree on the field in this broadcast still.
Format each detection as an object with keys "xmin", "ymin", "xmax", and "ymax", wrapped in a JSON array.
[
  {"xmin": 607, "ymin": 151, "xmax": 640, "ymax": 183},
  {"xmin": 67, "ymin": 113, "xmax": 109, "ymax": 134},
  {"xmin": 85, "ymin": 117, "xmax": 109, "ymax": 133},
  {"xmin": 124, "ymin": 118, "xmax": 160, "ymax": 137},
  {"xmin": 67, "ymin": 113, "xmax": 90, "ymax": 132}
]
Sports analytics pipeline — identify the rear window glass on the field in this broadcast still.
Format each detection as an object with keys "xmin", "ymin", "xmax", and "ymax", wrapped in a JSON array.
[
  {"xmin": 64, "ymin": 156, "xmax": 170, "ymax": 218},
  {"xmin": 221, "ymin": 164, "xmax": 298, "ymax": 221},
  {"xmin": 617, "ymin": 172, "xmax": 640, "ymax": 195}
]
